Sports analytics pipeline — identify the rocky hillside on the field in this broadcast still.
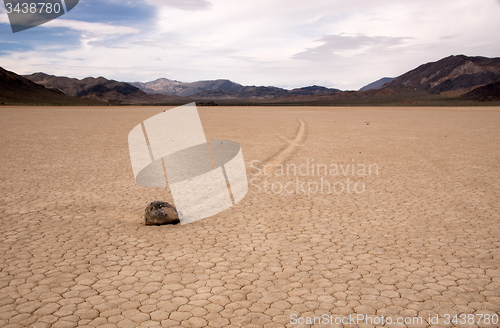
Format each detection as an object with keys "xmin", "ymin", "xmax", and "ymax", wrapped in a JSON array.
[
  {"xmin": 0, "ymin": 67, "xmax": 102, "ymax": 105},
  {"xmin": 359, "ymin": 77, "xmax": 395, "ymax": 91},
  {"xmin": 191, "ymin": 85, "xmax": 340, "ymax": 99},
  {"xmin": 289, "ymin": 85, "xmax": 341, "ymax": 95},
  {"xmin": 461, "ymin": 81, "xmax": 500, "ymax": 101},
  {"xmin": 23, "ymin": 73, "xmax": 181, "ymax": 104},
  {"xmin": 382, "ymin": 55, "xmax": 500, "ymax": 95},
  {"xmin": 132, "ymin": 78, "xmax": 341, "ymax": 99},
  {"xmin": 131, "ymin": 78, "xmax": 244, "ymax": 97},
  {"xmin": 192, "ymin": 86, "xmax": 289, "ymax": 99}
]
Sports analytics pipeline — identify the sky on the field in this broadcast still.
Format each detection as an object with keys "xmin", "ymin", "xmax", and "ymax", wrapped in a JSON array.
[{"xmin": 1, "ymin": 0, "xmax": 500, "ymax": 90}]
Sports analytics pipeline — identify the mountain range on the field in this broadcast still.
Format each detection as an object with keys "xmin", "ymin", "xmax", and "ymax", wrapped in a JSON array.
[
  {"xmin": 382, "ymin": 55, "xmax": 500, "ymax": 95},
  {"xmin": 0, "ymin": 67, "xmax": 103, "ymax": 105},
  {"xmin": 130, "ymin": 78, "xmax": 341, "ymax": 99},
  {"xmin": 1, "ymin": 54, "xmax": 499, "ymax": 105},
  {"xmin": 271, "ymin": 55, "xmax": 500, "ymax": 105},
  {"xmin": 130, "ymin": 79, "xmax": 244, "ymax": 97},
  {"xmin": 23, "ymin": 73, "xmax": 183, "ymax": 104}
]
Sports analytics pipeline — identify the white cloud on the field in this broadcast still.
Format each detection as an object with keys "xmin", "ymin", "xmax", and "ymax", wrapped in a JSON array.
[
  {"xmin": 143, "ymin": 0, "xmax": 212, "ymax": 11},
  {"xmin": 43, "ymin": 19, "xmax": 140, "ymax": 38},
  {"xmin": 0, "ymin": 6, "xmax": 9, "ymax": 23},
  {"xmin": 292, "ymin": 34, "xmax": 412, "ymax": 61},
  {"xmin": 1, "ymin": 0, "xmax": 500, "ymax": 89}
]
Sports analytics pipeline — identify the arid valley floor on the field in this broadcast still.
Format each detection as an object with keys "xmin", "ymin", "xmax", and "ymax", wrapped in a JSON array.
[{"xmin": 0, "ymin": 106, "xmax": 499, "ymax": 327}]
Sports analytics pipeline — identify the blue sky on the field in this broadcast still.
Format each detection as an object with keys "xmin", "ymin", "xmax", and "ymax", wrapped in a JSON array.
[{"xmin": 1, "ymin": 0, "xmax": 500, "ymax": 90}]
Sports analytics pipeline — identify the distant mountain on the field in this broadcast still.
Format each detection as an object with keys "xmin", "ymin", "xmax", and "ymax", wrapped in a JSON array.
[
  {"xmin": 6, "ymin": 54, "xmax": 500, "ymax": 106},
  {"xmin": 359, "ymin": 77, "xmax": 394, "ymax": 91},
  {"xmin": 192, "ymin": 85, "xmax": 289, "ymax": 99},
  {"xmin": 289, "ymin": 85, "xmax": 341, "ymax": 95},
  {"xmin": 132, "ymin": 77, "xmax": 341, "ymax": 99},
  {"xmin": 0, "ymin": 67, "xmax": 102, "ymax": 105},
  {"xmin": 382, "ymin": 55, "xmax": 500, "ymax": 95},
  {"xmin": 23, "ymin": 73, "xmax": 182, "ymax": 104},
  {"xmin": 248, "ymin": 55, "xmax": 500, "ymax": 105},
  {"xmin": 270, "ymin": 87, "xmax": 399, "ymax": 104},
  {"xmin": 130, "ymin": 78, "xmax": 244, "ymax": 97},
  {"xmin": 191, "ymin": 85, "xmax": 341, "ymax": 99}
]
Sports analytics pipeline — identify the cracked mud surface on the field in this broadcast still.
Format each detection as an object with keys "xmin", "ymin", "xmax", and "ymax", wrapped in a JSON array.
[{"xmin": 0, "ymin": 106, "xmax": 499, "ymax": 327}]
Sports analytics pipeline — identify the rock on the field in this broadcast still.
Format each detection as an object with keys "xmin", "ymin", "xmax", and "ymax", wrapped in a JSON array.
[{"xmin": 144, "ymin": 201, "xmax": 180, "ymax": 225}]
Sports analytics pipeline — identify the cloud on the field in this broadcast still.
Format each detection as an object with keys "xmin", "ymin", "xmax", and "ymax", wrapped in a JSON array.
[
  {"xmin": 143, "ymin": 0, "xmax": 212, "ymax": 11},
  {"xmin": 130, "ymin": 32, "xmax": 187, "ymax": 48},
  {"xmin": 43, "ymin": 19, "xmax": 140, "ymax": 38},
  {"xmin": 1, "ymin": 0, "xmax": 500, "ymax": 90},
  {"xmin": 0, "ymin": 7, "xmax": 9, "ymax": 24},
  {"xmin": 292, "ymin": 34, "xmax": 412, "ymax": 61},
  {"xmin": 87, "ymin": 41, "xmax": 128, "ymax": 49}
]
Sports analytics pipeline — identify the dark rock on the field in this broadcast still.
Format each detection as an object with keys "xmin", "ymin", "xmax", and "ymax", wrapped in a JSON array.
[{"xmin": 144, "ymin": 201, "xmax": 180, "ymax": 225}]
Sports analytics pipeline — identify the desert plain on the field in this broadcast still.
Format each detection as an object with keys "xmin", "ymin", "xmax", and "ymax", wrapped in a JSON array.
[{"xmin": 0, "ymin": 105, "xmax": 499, "ymax": 328}]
